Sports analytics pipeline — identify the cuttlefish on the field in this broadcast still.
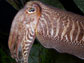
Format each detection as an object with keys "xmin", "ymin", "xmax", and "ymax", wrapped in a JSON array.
[{"xmin": 8, "ymin": 1, "xmax": 84, "ymax": 63}]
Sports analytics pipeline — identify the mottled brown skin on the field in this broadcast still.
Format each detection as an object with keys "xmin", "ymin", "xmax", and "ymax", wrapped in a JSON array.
[{"xmin": 8, "ymin": 1, "xmax": 84, "ymax": 63}]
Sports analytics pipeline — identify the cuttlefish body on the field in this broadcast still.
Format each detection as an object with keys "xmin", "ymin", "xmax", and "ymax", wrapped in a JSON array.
[{"xmin": 8, "ymin": 1, "xmax": 84, "ymax": 63}]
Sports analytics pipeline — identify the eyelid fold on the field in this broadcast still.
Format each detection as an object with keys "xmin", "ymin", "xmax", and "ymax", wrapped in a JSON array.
[
  {"xmin": 25, "ymin": 3, "xmax": 40, "ymax": 14},
  {"xmin": 25, "ymin": 8, "xmax": 36, "ymax": 14}
]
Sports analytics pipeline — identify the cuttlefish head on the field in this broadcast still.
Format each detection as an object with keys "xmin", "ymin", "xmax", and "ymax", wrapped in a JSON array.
[{"xmin": 8, "ymin": 1, "xmax": 41, "ymax": 63}]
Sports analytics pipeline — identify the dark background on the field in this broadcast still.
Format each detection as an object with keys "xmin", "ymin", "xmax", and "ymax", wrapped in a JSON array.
[
  {"xmin": 0, "ymin": 0, "xmax": 84, "ymax": 63},
  {"xmin": 0, "ymin": 0, "xmax": 17, "ymax": 55},
  {"xmin": 0, "ymin": 0, "xmax": 17, "ymax": 62}
]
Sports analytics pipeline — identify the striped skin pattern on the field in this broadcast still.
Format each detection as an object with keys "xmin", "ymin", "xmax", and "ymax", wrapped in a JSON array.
[
  {"xmin": 8, "ymin": 1, "xmax": 84, "ymax": 63},
  {"xmin": 36, "ymin": 1, "xmax": 84, "ymax": 59},
  {"xmin": 8, "ymin": 2, "xmax": 41, "ymax": 63}
]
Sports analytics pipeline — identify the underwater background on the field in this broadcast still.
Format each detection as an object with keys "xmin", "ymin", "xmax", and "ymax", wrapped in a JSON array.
[{"xmin": 0, "ymin": 0, "xmax": 84, "ymax": 63}]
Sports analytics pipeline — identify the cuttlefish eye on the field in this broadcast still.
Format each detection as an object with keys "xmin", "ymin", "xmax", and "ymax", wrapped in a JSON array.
[{"xmin": 27, "ymin": 8, "xmax": 36, "ymax": 13}]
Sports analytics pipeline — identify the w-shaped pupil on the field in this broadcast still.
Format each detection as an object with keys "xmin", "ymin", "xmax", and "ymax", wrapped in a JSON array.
[{"xmin": 29, "ymin": 8, "xmax": 35, "ymax": 12}]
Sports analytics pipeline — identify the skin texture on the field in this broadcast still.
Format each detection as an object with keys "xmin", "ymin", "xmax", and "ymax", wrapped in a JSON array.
[{"xmin": 8, "ymin": 1, "xmax": 84, "ymax": 63}]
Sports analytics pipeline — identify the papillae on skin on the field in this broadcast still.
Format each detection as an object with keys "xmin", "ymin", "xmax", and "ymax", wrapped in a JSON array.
[{"xmin": 8, "ymin": 1, "xmax": 84, "ymax": 63}]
